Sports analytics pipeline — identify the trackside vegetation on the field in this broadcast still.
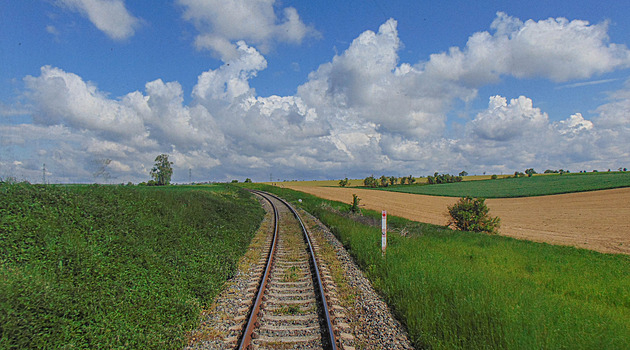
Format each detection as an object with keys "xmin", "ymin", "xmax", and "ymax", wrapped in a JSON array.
[
  {"xmin": 0, "ymin": 183, "xmax": 264, "ymax": 349},
  {"xmin": 244, "ymin": 183, "xmax": 630, "ymax": 349},
  {"xmin": 381, "ymin": 171, "xmax": 630, "ymax": 198}
]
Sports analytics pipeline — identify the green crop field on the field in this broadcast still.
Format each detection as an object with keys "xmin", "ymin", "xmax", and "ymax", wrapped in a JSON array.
[
  {"xmin": 246, "ymin": 183, "xmax": 630, "ymax": 350},
  {"xmin": 380, "ymin": 171, "xmax": 630, "ymax": 198},
  {"xmin": 0, "ymin": 183, "xmax": 263, "ymax": 349}
]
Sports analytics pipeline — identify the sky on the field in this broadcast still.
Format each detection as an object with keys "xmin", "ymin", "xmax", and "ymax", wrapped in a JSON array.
[{"xmin": 1, "ymin": 1, "xmax": 630, "ymax": 184}]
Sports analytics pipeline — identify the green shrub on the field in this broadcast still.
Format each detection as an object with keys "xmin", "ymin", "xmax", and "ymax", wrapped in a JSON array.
[
  {"xmin": 447, "ymin": 196, "xmax": 500, "ymax": 234},
  {"xmin": 350, "ymin": 194, "xmax": 361, "ymax": 213}
]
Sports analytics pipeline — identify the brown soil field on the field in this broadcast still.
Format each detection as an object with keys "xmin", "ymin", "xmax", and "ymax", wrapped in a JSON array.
[{"xmin": 279, "ymin": 184, "xmax": 630, "ymax": 255}]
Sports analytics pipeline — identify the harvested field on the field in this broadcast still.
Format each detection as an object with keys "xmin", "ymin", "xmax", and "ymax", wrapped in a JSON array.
[{"xmin": 279, "ymin": 184, "xmax": 630, "ymax": 255}]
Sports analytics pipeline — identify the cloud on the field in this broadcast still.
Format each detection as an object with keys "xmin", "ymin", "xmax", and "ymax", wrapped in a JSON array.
[
  {"xmin": 57, "ymin": 0, "xmax": 140, "ymax": 40},
  {"xmin": 426, "ymin": 12, "xmax": 630, "ymax": 84},
  {"xmin": 7, "ymin": 14, "xmax": 630, "ymax": 183},
  {"xmin": 46, "ymin": 25, "xmax": 60, "ymax": 36},
  {"xmin": 555, "ymin": 113, "xmax": 594, "ymax": 135},
  {"xmin": 470, "ymin": 95, "xmax": 550, "ymax": 141},
  {"xmin": 458, "ymin": 92, "xmax": 630, "ymax": 172},
  {"xmin": 177, "ymin": 0, "xmax": 319, "ymax": 60},
  {"xmin": 556, "ymin": 78, "xmax": 618, "ymax": 89},
  {"xmin": 23, "ymin": 66, "xmax": 146, "ymax": 140},
  {"xmin": 298, "ymin": 19, "xmax": 464, "ymax": 141}
]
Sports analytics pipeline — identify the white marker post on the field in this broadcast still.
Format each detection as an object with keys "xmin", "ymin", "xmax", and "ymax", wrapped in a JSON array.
[{"xmin": 381, "ymin": 210, "xmax": 387, "ymax": 255}]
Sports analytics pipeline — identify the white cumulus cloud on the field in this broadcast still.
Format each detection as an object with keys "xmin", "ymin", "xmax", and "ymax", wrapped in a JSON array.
[
  {"xmin": 57, "ymin": 0, "xmax": 140, "ymax": 40},
  {"xmin": 178, "ymin": 0, "xmax": 319, "ymax": 60},
  {"xmin": 426, "ymin": 12, "xmax": 630, "ymax": 85}
]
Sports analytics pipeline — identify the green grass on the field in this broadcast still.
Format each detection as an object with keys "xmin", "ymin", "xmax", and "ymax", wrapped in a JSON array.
[
  {"xmin": 0, "ymin": 183, "xmax": 264, "ymax": 349},
  {"xmin": 245, "ymin": 183, "xmax": 630, "ymax": 349},
  {"xmin": 380, "ymin": 171, "xmax": 630, "ymax": 198}
]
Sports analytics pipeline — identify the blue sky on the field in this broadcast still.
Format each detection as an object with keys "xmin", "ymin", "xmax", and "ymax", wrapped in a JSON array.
[{"xmin": 2, "ymin": 1, "xmax": 630, "ymax": 183}]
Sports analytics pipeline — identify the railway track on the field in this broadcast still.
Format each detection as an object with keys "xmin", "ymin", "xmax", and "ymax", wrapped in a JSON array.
[{"xmin": 238, "ymin": 190, "xmax": 337, "ymax": 349}]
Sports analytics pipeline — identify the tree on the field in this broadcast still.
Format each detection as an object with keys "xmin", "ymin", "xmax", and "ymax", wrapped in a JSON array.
[
  {"xmin": 150, "ymin": 154, "xmax": 173, "ymax": 186},
  {"xmin": 380, "ymin": 175, "xmax": 389, "ymax": 187},
  {"xmin": 363, "ymin": 175, "xmax": 378, "ymax": 188},
  {"xmin": 459, "ymin": 171, "xmax": 468, "ymax": 177},
  {"xmin": 339, "ymin": 178, "xmax": 349, "ymax": 187},
  {"xmin": 525, "ymin": 168, "xmax": 536, "ymax": 177},
  {"xmin": 389, "ymin": 176, "xmax": 397, "ymax": 186}
]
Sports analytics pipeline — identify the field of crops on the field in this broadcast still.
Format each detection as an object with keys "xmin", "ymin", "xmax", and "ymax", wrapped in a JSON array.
[
  {"xmin": 381, "ymin": 171, "xmax": 630, "ymax": 198},
  {"xmin": 0, "ymin": 183, "xmax": 263, "ymax": 349},
  {"xmin": 246, "ymin": 183, "xmax": 630, "ymax": 349}
]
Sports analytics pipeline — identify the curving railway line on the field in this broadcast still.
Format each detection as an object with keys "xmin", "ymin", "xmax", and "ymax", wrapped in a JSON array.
[{"xmin": 238, "ymin": 190, "xmax": 337, "ymax": 349}]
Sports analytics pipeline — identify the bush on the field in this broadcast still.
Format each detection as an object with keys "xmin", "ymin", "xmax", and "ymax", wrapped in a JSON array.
[
  {"xmin": 448, "ymin": 196, "xmax": 500, "ymax": 234},
  {"xmin": 350, "ymin": 194, "xmax": 361, "ymax": 213},
  {"xmin": 490, "ymin": 174, "xmax": 498, "ymax": 180}
]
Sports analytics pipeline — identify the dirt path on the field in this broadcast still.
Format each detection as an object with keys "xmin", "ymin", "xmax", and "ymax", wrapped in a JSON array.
[{"xmin": 280, "ymin": 185, "xmax": 630, "ymax": 255}]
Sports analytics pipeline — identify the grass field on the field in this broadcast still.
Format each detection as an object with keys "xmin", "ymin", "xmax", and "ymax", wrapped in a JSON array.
[
  {"xmin": 245, "ymin": 183, "xmax": 630, "ymax": 349},
  {"xmin": 380, "ymin": 171, "xmax": 630, "ymax": 198},
  {"xmin": 0, "ymin": 183, "xmax": 263, "ymax": 349}
]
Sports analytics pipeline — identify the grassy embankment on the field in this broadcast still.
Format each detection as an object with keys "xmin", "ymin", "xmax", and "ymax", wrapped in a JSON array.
[
  {"xmin": 0, "ymin": 183, "xmax": 264, "ymax": 349},
  {"xmin": 380, "ymin": 171, "xmax": 630, "ymax": 198},
  {"xmin": 245, "ymin": 183, "xmax": 630, "ymax": 349}
]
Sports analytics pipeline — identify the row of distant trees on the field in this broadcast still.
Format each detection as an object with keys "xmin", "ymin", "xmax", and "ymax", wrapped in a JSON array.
[
  {"xmin": 341, "ymin": 175, "xmax": 417, "ymax": 188},
  {"xmin": 338, "ymin": 167, "xmax": 629, "ymax": 188}
]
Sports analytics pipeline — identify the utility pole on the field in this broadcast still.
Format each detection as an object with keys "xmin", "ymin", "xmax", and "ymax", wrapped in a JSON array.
[
  {"xmin": 189, "ymin": 168, "xmax": 192, "ymax": 184},
  {"xmin": 42, "ymin": 163, "xmax": 46, "ymax": 184}
]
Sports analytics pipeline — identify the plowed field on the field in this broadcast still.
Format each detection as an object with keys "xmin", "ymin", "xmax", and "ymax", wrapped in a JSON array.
[{"xmin": 280, "ymin": 184, "xmax": 630, "ymax": 255}]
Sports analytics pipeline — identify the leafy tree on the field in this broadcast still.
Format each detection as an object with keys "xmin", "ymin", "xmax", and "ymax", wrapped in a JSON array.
[
  {"xmin": 389, "ymin": 176, "xmax": 397, "ymax": 186},
  {"xmin": 525, "ymin": 168, "xmax": 537, "ymax": 177},
  {"xmin": 459, "ymin": 171, "xmax": 468, "ymax": 177},
  {"xmin": 407, "ymin": 175, "xmax": 416, "ymax": 184},
  {"xmin": 399, "ymin": 177, "xmax": 407, "ymax": 185},
  {"xmin": 448, "ymin": 196, "xmax": 500, "ymax": 234},
  {"xmin": 339, "ymin": 177, "xmax": 349, "ymax": 187},
  {"xmin": 363, "ymin": 175, "xmax": 378, "ymax": 188},
  {"xmin": 150, "ymin": 154, "xmax": 173, "ymax": 186},
  {"xmin": 244, "ymin": 178, "xmax": 252, "ymax": 183},
  {"xmin": 380, "ymin": 175, "xmax": 389, "ymax": 187}
]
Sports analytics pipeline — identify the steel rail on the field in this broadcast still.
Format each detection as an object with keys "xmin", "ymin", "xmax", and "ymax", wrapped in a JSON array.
[
  {"xmin": 237, "ymin": 190, "xmax": 279, "ymax": 350},
  {"xmin": 262, "ymin": 192, "xmax": 338, "ymax": 350}
]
